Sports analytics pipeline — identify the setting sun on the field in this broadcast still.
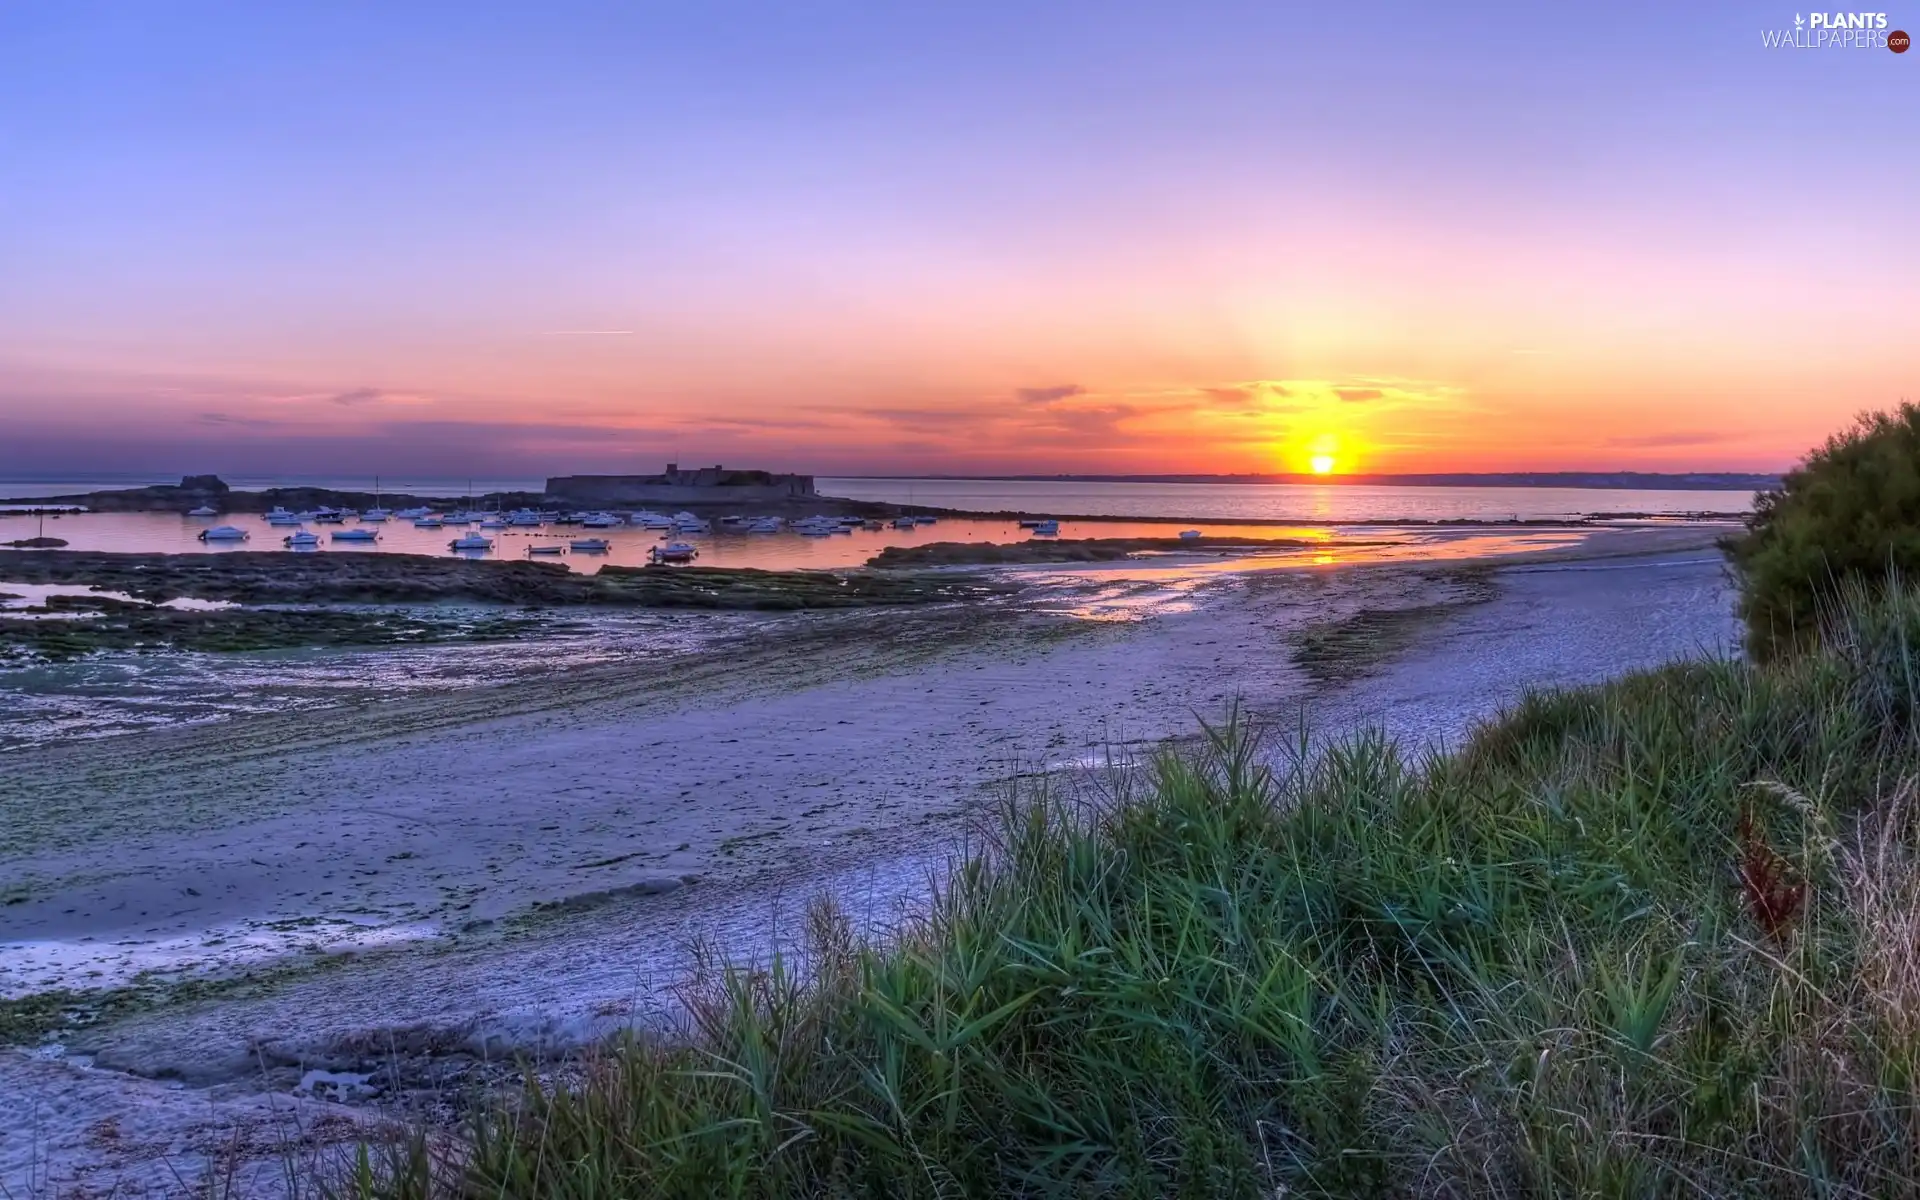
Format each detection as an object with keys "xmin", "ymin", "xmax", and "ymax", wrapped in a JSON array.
[{"xmin": 1309, "ymin": 454, "xmax": 1336, "ymax": 475}]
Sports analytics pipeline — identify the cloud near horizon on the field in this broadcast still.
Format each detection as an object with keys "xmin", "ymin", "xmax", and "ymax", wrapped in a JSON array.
[
  {"xmin": 194, "ymin": 411, "xmax": 282, "ymax": 429},
  {"xmin": 0, "ymin": 358, "xmax": 1810, "ymax": 478},
  {"xmin": 1606, "ymin": 431, "xmax": 1736, "ymax": 448},
  {"xmin": 1015, "ymin": 384, "xmax": 1085, "ymax": 405}
]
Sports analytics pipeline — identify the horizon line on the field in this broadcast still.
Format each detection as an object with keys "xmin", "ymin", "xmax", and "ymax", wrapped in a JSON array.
[{"xmin": 0, "ymin": 467, "xmax": 1785, "ymax": 491}]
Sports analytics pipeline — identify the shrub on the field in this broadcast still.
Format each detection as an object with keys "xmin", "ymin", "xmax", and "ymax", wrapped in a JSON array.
[{"xmin": 1725, "ymin": 402, "xmax": 1920, "ymax": 659}]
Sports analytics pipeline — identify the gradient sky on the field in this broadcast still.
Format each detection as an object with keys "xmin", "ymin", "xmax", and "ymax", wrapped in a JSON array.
[{"xmin": 1, "ymin": 1, "xmax": 1914, "ymax": 478}]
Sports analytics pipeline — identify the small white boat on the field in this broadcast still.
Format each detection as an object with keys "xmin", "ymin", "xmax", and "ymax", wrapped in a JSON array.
[
  {"xmin": 186, "ymin": 505, "xmax": 219, "ymax": 517},
  {"xmin": 479, "ymin": 517, "xmax": 508, "ymax": 529},
  {"xmin": 745, "ymin": 517, "xmax": 783, "ymax": 533},
  {"xmin": 527, "ymin": 544, "xmax": 565, "ymax": 556},
  {"xmin": 1178, "ymin": 530, "xmax": 1202, "ymax": 540},
  {"xmin": 913, "ymin": 515, "xmax": 938, "ymax": 525},
  {"xmin": 1030, "ymin": 520, "xmax": 1060, "ymax": 536},
  {"xmin": 283, "ymin": 530, "xmax": 322, "ymax": 548},
  {"xmin": 449, "ymin": 533, "xmax": 494, "ymax": 551},
  {"xmin": 198, "ymin": 525, "xmax": 249, "ymax": 541},
  {"xmin": 649, "ymin": 541, "xmax": 699, "ymax": 563},
  {"xmin": 331, "ymin": 528, "xmax": 378, "ymax": 543},
  {"xmin": 265, "ymin": 507, "xmax": 302, "ymax": 527},
  {"xmin": 580, "ymin": 512, "xmax": 623, "ymax": 528},
  {"xmin": 631, "ymin": 510, "xmax": 675, "ymax": 529},
  {"xmin": 362, "ymin": 508, "xmax": 391, "ymax": 522},
  {"xmin": 413, "ymin": 517, "xmax": 444, "ymax": 529},
  {"xmin": 507, "ymin": 509, "xmax": 544, "ymax": 527},
  {"xmin": 891, "ymin": 517, "xmax": 917, "ymax": 529},
  {"xmin": 569, "ymin": 537, "xmax": 612, "ymax": 552},
  {"xmin": 442, "ymin": 511, "xmax": 476, "ymax": 524},
  {"xmin": 312, "ymin": 509, "xmax": 346, "ymax": 524},
  {"xmin": 395, "ymin": 506, "xmax": 431, "ymax": 520},
  {"xmin": 670, "ymin": 512, "xmax": 709, "ymax": 533}
]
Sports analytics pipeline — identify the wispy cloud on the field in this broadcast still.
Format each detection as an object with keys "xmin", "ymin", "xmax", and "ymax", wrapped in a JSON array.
[
  {"xmin": 195, "ymin": 411, "xmax": 278, "ymax": 429},
  {"xmin": 1606, "ymin": 431, "xmax": 1734, "ymax": 448},
  {"xmin": 678, "ymin": 414, "xmax": 844, "ymax": 434},
  {"xmin": 1025, "ymin": 403, "xmax": 1138, "ymax": 447},
  {"xmin": 1015, "ymin": 384, "xmax": 1085, "ymax": 405},
  {"xmin": 240, "ymin": 387, "xmax": 435, "ymax": 409},
  {"xmin": 860, "ymin": 407, "xmax": 985, "ymax": 433},
  {"xmin": 1186, "ymin": 379, "xmax": 1456, "ymax": 414}
]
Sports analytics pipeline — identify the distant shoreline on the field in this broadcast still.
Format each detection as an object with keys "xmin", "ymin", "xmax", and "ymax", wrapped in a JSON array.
[
  {"xmin": 829, "ymin": 471, "xmax": 1780, "ymax": 491},
  {"xmin": 0, "ymin": 477, "xmax": 1758, "ymax": 525},
  {"xmin": 0, "ymin": 470, "xmax": 1779, "ymax": 500}
]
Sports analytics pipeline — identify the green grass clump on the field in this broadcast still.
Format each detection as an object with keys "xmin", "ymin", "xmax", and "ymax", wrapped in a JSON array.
[
  {"xmin": 1725, "ymin": 402, "xmax": 1920, "ymax": 659},
  {"xmin": 355, "ymin": 581, "xmax": 1920, "ymax": 1198}
]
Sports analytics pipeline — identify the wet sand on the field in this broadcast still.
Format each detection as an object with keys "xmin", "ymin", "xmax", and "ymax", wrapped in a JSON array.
[{"xmin": 0, "ymin": 532, "xmax": 1738, "ymax": 1195}]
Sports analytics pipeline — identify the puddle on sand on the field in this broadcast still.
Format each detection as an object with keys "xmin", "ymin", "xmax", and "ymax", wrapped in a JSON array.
[
  {"xmin": 1, "ymin": 918, "xmax": 444, "ymax": 997},
  {"xmin": 1025, "ymin": 573, "xmax": 1216, "ymax": 622},
  {"xmin": 0, "ymin": 581, "xmax": 234, "ymax": 619}
]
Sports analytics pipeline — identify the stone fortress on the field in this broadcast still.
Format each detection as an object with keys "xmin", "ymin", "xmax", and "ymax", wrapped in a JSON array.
[{"xmin": 544, "ymin": 464, "xmax": 817, "ymax": 507}]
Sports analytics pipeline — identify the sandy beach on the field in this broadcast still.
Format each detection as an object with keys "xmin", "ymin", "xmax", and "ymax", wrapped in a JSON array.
[{"xmin": 0, "ymin": 530, "xmax": 1738, "ymax": 1194}]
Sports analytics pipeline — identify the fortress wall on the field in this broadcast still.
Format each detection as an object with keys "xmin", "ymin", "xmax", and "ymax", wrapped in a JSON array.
[{"xmin": 545, "ymin": 476, "xmax": 816, "ymax": 505}]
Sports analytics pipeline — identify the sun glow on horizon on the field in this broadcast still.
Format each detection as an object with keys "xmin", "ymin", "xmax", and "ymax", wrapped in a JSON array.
[{"xmin": 1302, "ymin": 432, "xmax": 1345, "ymax": 477}]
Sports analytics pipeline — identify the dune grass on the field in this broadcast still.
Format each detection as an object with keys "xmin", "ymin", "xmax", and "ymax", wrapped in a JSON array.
[{"xmin": 349, "ymin": 579, "xmax": 1920, "ymax": 1198}]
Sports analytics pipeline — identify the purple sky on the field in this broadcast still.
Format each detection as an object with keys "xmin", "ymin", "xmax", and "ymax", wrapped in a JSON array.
[{"xmin": 2, "ymin": 1, "xmax": 1914, "ymax": 477}]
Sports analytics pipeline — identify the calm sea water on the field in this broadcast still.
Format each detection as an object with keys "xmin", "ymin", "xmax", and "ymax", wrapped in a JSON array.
[
  {"xmin": 0, "ymin": 474, "xmax": 547, "ymax": 500},
  {"xmin": 0, "ymin": 474, "xmax": 1743, "ymax": 749},
  {"xmin": 0, "ymin": 475, "xmax": 1750, "ymax": 574},
  {"xmin": 821, "ymin": 478, "xmax": 1757, "ymax": 523},
  {"xmin": 0, "ymin": 510, "xmax": 1601, "ymax": 573},
  {"xmin": 2, "ymin": 474, "xmax": 1756, "ymax": 524}
]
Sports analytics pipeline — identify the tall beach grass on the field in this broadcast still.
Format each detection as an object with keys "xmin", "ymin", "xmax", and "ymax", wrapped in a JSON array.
[{"xmin": 358, "ymin": 579, "xmax": 1920, "ymax": 1198}]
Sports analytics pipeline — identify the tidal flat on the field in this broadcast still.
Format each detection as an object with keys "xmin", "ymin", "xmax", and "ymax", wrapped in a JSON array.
[
  {"xmin": 0, "ymin": 532, "xmax": 1738, "ymax": 1193},
  {"xmin": 0, "ymin": 593, "xmax": 548, "ymax": 663},
  {"xmin": 0, "ymin": 549, "xmax": 1012, "ymax": 607},
  {"xmin": 0, "ymin": 550, "xmax": 1018, "ymax": 669}
]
